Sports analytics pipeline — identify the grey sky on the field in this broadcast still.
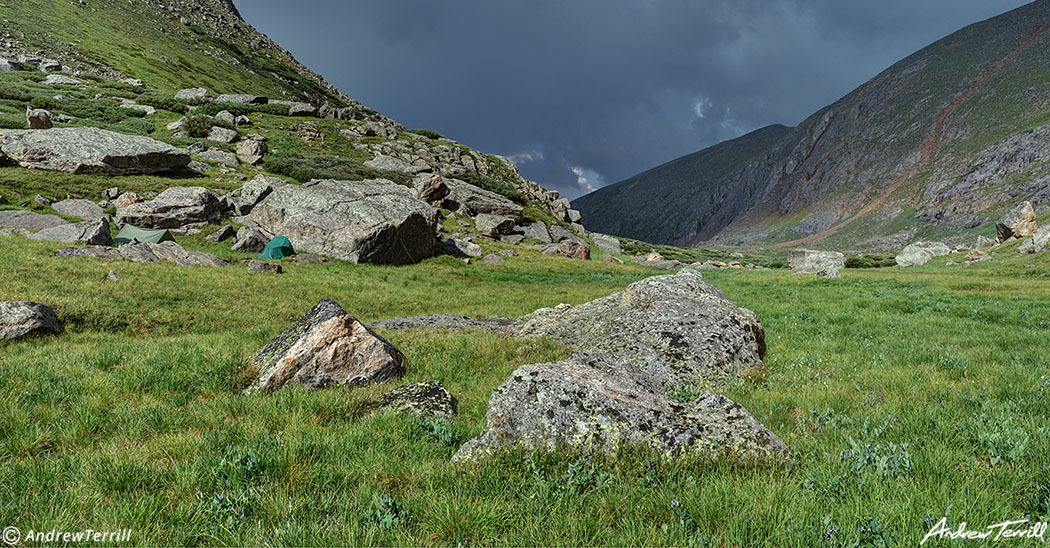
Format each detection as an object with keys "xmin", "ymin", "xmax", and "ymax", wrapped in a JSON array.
[{"xmin": 234, "ymin": 0, "xmax": 1031, "ymax": 199}]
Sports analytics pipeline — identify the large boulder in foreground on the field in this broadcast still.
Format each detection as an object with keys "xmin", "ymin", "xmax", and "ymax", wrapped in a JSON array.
[
  {"xmin": 453, "ymin": 353, "xmax": 787, "ymax": 462},
  {"xmin": 116, "ymin": 186, "xmax": 220, "ymax": 230},
  {"xmin": 996, "ymin": 201, "xmax": 1037, "ymax": 242},
  {"xmin": 1, "ymin": 301, "xmax": 63, "ymax": 341},
  {"xmin": 515, "ymin": 269, "xmax": 765, "ymax": 384},
  {"xmin": 0, "ymin": 127, "xmax": 190, "ymax": 175},
  {"xmin": 895, "ymin": 241, "xmax": 951, "ymax": 267},
  {"xmin": 789, "ymin": 248, "xmax": 845, "ymax": 274},
  {"xmin": 250, "ymin": 179, "xmax": 437, "ymax": 265},
  {"xmin": 246, "ymin": 299, "xmax": 405, "ymax": 392}
]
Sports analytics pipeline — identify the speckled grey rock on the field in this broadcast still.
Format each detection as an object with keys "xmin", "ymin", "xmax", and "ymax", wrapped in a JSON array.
[
  {"xmin": 175, "ymin": 88, "xmax": 213, "ymax": 104},
  {"xmin": 788, "ymin": 248, "xmax": 845, "ymax": 274},
  {"xmin": 248, "ymin": 260, "xmax": 282, "ymax": 274},
  {"xmin": 116, "ymin": 186, "xmax": 220, "ymax": 229},
  {"xmin": 520, "ymin": 221, "xmax": 552, "ymax": 244},
  {"xmin": 0, "ymin": 301, "xmax": 63, "ymax": 341},
  {"xmin": 251, "ymin": 179, "xmax": 437, "ymax": 265},
  {"xmin": 51, "ymin": 198, "xmax": 105, "ymax": 220},
  {"xmin": 0, "ymin": 128, "xmax": 189, "ymax": 175},
  {"xmin": 997, "ymin": 201, "xmax": 1037, "ymax": 242},
  {"xmin": 1018, "ymin": 226, "xmax": 1050, "ymax": 254},
  {"xmin": 234, "ymin": 175, "xmax": 287, "ymax": 215},
  {"xmin": 367, "ymin": 314, "xmax": 515, "ymax": 333},
  {"xmin": 215, "ymin": 94, "xmax": 268, "ymax": 105},
  {"xmin": 515, "ymin": 269, "xmax": 765, "ymax": 384},
  {"xmin": 56, "ymin": 241, "xmax": 229, "ymax": 267},
  {"xmin": 207, "ymin": 126, "xmax": 238, "ymax": 144},
  {"xmin": 478, "ymin": 253, "xmax": 505, "ymax": 263},
  {"xmin": 0, "ymin": 210, "xmax": 67, "ymax": 230},
  {"xmin": 895, "ymin": 241, "xmax": 952, "ymax": 267},
  {"xmin": 28, "ymin": 216, "xmax": 111, "ymax": 245},
  {"xmin": 232, "ymin": 227, "xmax": 269, "ymax": 254},
  {"xmin": 442, "ymin": 179, "xmax": 523, "ymax": 221},
  {"xmin": 590, "ymin": 233, "xmax": 622, "ymax": 254},
  {"xmin": 475, "ymin": 213, "xmax": 515, "ymax": 237},
  {"xmin": 245, "ymin": 299, "xmax": 405, "ymax": 392},
  {"xmin": 453, "ymin": 353, "xmax": 787, "ymax": 462},
  {"xmin": 373, "ymin": 381, "xmax": 457, "ymax": 420},
  {"xmin": 200, "ymin": 148, "xmax": 238, "ymax": 167},
  {"xmin": 443, "ymin": 237, "xmax": 482, "ymax": 257},
  {"xmin": 205, "ymin": 225, "xmax": 236, "ymax": 242}
]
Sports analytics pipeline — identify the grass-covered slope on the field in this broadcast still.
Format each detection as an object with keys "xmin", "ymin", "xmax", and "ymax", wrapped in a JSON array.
[
  {"xmin": 0, "ymin": 0, "xmax": 348, "ymax": 105},
  {"xmin": 575, "ymin": 0, "xmax": 1050, "ymax": 251}
]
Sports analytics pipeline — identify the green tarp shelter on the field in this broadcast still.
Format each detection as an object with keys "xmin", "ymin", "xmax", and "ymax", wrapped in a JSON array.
[
  {"xmin": 113, "ymin": 224, "xmax": 175, "ymax": 246},
  {"xmin": 260, "ymin": 236, "xmax": 295, "ymax": 259}
]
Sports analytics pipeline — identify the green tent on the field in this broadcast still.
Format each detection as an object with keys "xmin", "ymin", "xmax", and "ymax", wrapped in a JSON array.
[
  {"xmin": 113, "ymin": 224, "xmax": 175, "ymax": 246},
  {"xmin": 260, "ymin": 236, "xmax": 296, "ymax": 259}
]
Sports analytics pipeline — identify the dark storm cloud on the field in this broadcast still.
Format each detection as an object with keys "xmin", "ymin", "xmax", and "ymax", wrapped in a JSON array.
[{"xmin": 235, "ymin": 0, "xmax": 1031, "ymax": 199}]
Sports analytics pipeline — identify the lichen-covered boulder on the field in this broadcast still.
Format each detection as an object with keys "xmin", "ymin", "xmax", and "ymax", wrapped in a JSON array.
[
  {"xmin": 996, "ymin": 201, "xmax": 1037, "ymax": 242},
  {"xmin": 28, "ymin": 216, "xmax": 112, "ymax": 246},
  {"xmin": 245, "ymin": 300, "xmax": 405, "ymax": 392},
  {"xmin": 789, "ymin": 248, "xmax": 845, "ymax": 274},
  {"xmin": 0, "ymin": 301, "xmax": 63, "ymax": 341},
  {"xmin": 51, "ymin": 198, "xmax": 105, "ymax": 220},
  {"xmin": 116, "ymin": 186, "xmax": 220, "ymax": 230},
  {"xmin": 515, "ymin": 269, "xmax": 765, "ymax": 384},
  {"xmin": 373, "ymin": 381, "xmax": 457, "ymax": 420},
  {"xmin": 453, "ymin": 353, "xmax": 787, "ymax": 462},
  {"xmin": 895, "ymin": 241, "xmax": 952, "ymax": 267},
  {"xmin": 442, "ymin": 179, "xmax": 523, "ymax": 221},
  {"xmin": 250, "ymin": 179, "xmax": 437, "ymax": 265},
  {"xmin": 0, "ymin": 127, "xmax": 190, "ymax": 175},
  {"xmin": 0, "ymin": 210, "xmax": 68, "ymax": 230}
]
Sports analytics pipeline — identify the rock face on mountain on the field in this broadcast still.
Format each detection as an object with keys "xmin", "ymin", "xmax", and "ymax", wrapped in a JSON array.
[
  {"xmin": 896, "ymin": 241, "xmax": 952, "ymax": 267},
  {"xmin": 453, "ymin": 353, "xmax": 787, "ymax": 462},
  {"xmin": 516, "ymin": 269, "xmax": 765, "ymax": 384},
  {"xmin": 0, "ymin": 301, "xmax": 63, "ymax": 341},
  {"xmin": 574, "ymin": 3, "xmax": 1050, "ymax": 250},
  {"xmin": 0, "ymin": 128, "xmax": 189, "ymax": 175},
  {"xmin": 245, "ymin": 300, "xmax": 405, "ymax": 392},
  {"xmin": 250, "ymin": 179, "xmax": 437, "ymax": 265}
]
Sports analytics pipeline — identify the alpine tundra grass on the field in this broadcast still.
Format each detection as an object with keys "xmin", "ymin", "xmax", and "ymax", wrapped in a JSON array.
[{"xmin": 2, "ymin": 234, "xmax": 1048, "ymax": 546}]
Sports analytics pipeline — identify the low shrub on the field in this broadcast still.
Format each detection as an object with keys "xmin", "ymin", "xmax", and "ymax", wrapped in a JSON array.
[
  {"xmin": 30, "ymin": 96, "xmax": 145, "ymax": 124},
  {"xmin": 262, "ymin": 154, "xmax": 412, "ymax": 186},
  {"xmin": 0, "ymin": 83, "xmax": 32, "ymax": 102},
  {"xmin": 845, "ymin": 254, "xmax": 897, "ymax": 268},
  {"xmin": 182, "ymin": 115, "xmax": 216, "ymax": 138},
  {"xmin": 135, "ymin": 92, "xmax": 188, "ymax": 113}
]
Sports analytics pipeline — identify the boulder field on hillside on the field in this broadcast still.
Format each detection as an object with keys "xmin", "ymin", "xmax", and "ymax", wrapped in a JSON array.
[{"xmin": 0, "ymin": 127, "xmax": 189, "ymax": 175}]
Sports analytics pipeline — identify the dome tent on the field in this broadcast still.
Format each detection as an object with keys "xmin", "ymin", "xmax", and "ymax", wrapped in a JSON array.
[{"xmin": 260, "ymin": 236, "xmax": 295, "ymax": 259}]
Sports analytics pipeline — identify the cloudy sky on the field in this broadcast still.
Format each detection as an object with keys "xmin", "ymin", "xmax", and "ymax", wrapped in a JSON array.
[{"xmin": 234, "ymin": 0, "xmax": 1030, "ymax": 199}]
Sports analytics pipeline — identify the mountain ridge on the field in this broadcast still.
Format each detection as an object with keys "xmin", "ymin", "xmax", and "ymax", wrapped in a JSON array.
[{"xmin": 574, "ymin": 0, "xmax": 1050, "ymax": 251}]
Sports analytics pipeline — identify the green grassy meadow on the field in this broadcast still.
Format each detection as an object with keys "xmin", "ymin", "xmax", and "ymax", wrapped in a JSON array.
[{"xmin": 2, "ymin": 229, "xmax": 1049, "ymax": 546}]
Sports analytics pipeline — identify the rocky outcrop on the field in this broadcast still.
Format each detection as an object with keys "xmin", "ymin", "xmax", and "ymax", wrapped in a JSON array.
[
  {"xmin": 1, "ymin": 301, "xmax": 63, "ymax": 341},
  {"xmin": 51, "ymin": 199, "xmax": 104, "ymax": 220},
  {"xmin": 116, "ymin": 186, "xmax": 221, "ymax": 230},
  {"xmin": 516, "ymin": 269, "xmax": 765, "ymax": 384},
  {"xmin": 996, "ymin": 201, "xmax": 1038, "ymax": 242},
  {"xmin": 590, "ymin": 233, "xmax": 622, "ymax": 254},
  {"xmin": 28, "ymin": 217, "xmax": 111, "ymax": 246},
  {"xmin": 520, "ymin": 221, "xmax": 552, "ymax": 244},
  {"xmin": 372, "ymin": 381, "xmax": 457, "ymax": 421},
  {"xmin": 474, "ymin": 214, "xmax": 515, "ymax": 237},
  {"xmin": 453, "ymin": 353, "xmax": 787, "ymax": 462},
  {"xmin": 233, "ymin": 175, "xmax": 287, "ymax": 215},
  {"xmin": 250, "ymin": 179, "xmax": 437, "ymax": 265},
  {"xmin": 0, "ymin": 210, "xmax": 67, "ymax": 230},
  {"xmin": 442, "ymin": 180, "xmax": 523, "ymax": 221},
  {"xmin": 245, "ymin": 299, "xmax": 405, "ymax": 392},
  {"xmin": 1019, "ymin": 227, "xmax": 1050, "ymax": 254},
  {"xmin": 789, "ymin": 249, "xmax": 845, "ymax": 274},
  {"xmin": 895, "ymin": 241, "xmax": 952, "ymax": 266},
  {"xmin": 0, "ymin": 128, "xmax": 190, "ymax": 175},
  {"xmin": 56, "ymin": 241, "xmax": 229, "ymax": 267},
  {"xmin": 367, "ymin": 314, "xmax": 515, "ymax": 333}
]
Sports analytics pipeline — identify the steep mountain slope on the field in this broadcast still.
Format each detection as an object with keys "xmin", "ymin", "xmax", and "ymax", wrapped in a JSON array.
[{"xmin": 575, "ymin": 0, "xmax": 1050, "ymax": 251}]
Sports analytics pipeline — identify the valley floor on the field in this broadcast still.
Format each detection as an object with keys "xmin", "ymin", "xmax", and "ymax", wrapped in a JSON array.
[{"xmin": 1, "ymin": 233, "xmax": 1048, "ymax": 546}]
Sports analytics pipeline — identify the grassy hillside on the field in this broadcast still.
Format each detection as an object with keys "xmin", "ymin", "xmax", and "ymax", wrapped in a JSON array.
[
  {"xmin": 575, "ymin": 0, "xmax": 1050, "ymax": 252},
  {"xmin": 0, "ymin": 0, "xmax": 346, "ymax": 104}
]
